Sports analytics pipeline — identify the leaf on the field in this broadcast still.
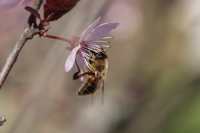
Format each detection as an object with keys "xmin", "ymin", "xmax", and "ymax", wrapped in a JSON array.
[
  {"xmin": 25, "ymin": 6, "xmax": 41, "ymax": 19},
  {"xmin": 44, "ymin": 0, "xmax": 80, "ymax": 22},
  {"xmin": 25, "ymin": 6, "xmax": 41, "ymax": 27}
]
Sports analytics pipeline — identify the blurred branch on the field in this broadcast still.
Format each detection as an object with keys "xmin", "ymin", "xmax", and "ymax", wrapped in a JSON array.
[
  {"xmin": 0, "ymin": 116, "xmax": 6, "ymax": 126},
  {"xmin": 0, "ymin": 0, "xmax": 44, "ymax": 89}
]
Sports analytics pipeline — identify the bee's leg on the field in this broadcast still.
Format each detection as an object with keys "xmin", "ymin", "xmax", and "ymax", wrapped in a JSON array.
[
  {"xmin": 101, "ymin": 80, "xmax": 105, "ymax": 104},
  {"xmin": 73, "ymin": 71, "xmax": 81, "ymax": 80},
  {"xmin": 73, "ymin": 71, "xmax": 94, "ymax": 80}
]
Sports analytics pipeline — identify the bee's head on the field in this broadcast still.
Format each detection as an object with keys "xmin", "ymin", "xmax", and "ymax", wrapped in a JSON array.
[{"xmin": 95, "ymin": 52, "xmax": 107, "ymax": 60}]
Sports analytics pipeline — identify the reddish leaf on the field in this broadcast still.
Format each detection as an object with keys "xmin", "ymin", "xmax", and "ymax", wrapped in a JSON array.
[
  {"xmin": 25, "ymin": 6, "xmax": 41, "ymax": 19},
  {"xmin": 44, "ymin": 0, "xmax": 80, "ymax": 22},
  {"xmin": 25, "ymin": 6, "xmax": 41, "ymax": 28}
]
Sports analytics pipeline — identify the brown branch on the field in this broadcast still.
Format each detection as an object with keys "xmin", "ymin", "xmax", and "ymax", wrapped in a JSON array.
[{"xmin": 0, "ymin": 0, "xmax": 44, "ymax": 89}]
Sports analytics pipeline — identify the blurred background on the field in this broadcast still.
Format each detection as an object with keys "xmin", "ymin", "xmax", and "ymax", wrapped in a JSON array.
[{"xmin": 1, "ymin": 0, "xmax": 200, "ymax": 133}]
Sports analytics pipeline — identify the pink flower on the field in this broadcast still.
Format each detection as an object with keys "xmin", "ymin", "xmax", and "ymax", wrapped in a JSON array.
[{"xmin": 65, "ymin": 17, "xmax": 119, "ymax": 72}]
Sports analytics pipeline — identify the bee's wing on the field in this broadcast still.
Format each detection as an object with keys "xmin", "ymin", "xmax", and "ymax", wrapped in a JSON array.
[
  {"xmin": 65, "ymin": 46, "xmax": 80, "ymax": 72},
  {"xmin": 98, "ymin": 79, "xmax": 105, "ymax": 104},
  {"xmin": 103, "ymin": 59, "xmax": 109, "ymax": 79},
  {"xmin": 84, "ymin": 22, "xmax": 120, "ymax": 42}
]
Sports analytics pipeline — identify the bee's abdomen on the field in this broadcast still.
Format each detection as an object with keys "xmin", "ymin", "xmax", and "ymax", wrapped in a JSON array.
[{"xmin": 78, "ymin": 82, "xmax": 97, "ymax": 95}]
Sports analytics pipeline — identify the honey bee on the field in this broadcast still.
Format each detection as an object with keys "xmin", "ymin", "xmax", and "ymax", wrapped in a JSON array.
[
  {"xmin": 63, "ymin": 17, "xmax": 119, "ymax": 97},
  {"xmin": 73, "ymin": 51, "xmax": 108, "ymax": 96}
]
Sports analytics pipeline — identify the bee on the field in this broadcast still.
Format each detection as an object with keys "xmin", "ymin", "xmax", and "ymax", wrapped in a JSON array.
[
  {"xmin": 64, "ymin": 17, "xmax": 119, "ymax": 97},
  {"xmin": 73, "ymin": 51, "xmax": 108, "ymax": 96}
]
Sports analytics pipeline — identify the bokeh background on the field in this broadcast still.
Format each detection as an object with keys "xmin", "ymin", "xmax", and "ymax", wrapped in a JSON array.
[{"xmin": 1, "ymin": 0, "xmax": 200, "ymax": 133}]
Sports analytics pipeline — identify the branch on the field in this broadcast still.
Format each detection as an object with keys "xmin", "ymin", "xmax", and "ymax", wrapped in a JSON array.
[
  {"xmin": 0, "ymin": 0, "xmax": 44, "ymax": 89},
  {"xmin": 0, "ymin": 116, "xmax": 6, "ymax": 126}
]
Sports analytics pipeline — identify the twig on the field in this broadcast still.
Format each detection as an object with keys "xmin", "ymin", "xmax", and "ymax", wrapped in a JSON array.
[
  {"xmin": 0, "ymin": 115, "xmax": 6, "ymax": 126},
  {"xmin": 0, "ymin": 0, "xmax": 44, "ymax": 89}
]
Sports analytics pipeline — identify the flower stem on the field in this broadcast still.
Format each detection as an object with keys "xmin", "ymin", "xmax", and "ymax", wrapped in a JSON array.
[
  {"xmin": 43, "ymin": 34, "xmax": 72, "ymax": 43},
  {"xmin": 0, "ymin": 0, "xmax": 44, "ymax": 89}
]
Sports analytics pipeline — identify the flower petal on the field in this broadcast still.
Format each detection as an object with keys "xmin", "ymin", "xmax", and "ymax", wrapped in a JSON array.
[
  {"xmin": 87, "ymin": 40, "xmax": 111, "ymax": 48},
  {"xmin": 65, "ymin": 46, "xmax": 80, "ymax": 72},
  {"xmin": 85, "ymin": 22, "xmax": 119, "ymax": 42},
  {"xmin": 80, "ymin": 17, "xmax": 101, "ymax": 42}
]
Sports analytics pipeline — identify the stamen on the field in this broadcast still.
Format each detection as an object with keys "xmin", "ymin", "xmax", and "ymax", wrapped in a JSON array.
[
  {"xmin": 102, "ymin": 36, "xmax": 113, "ymax": 39},
  {"xmin": 93, "ymin": 44, "xmax": 110, "ymax": 48},
  {"xmin": 88, "ymin": 40, "xmax": 109, "ymax": 44}
]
